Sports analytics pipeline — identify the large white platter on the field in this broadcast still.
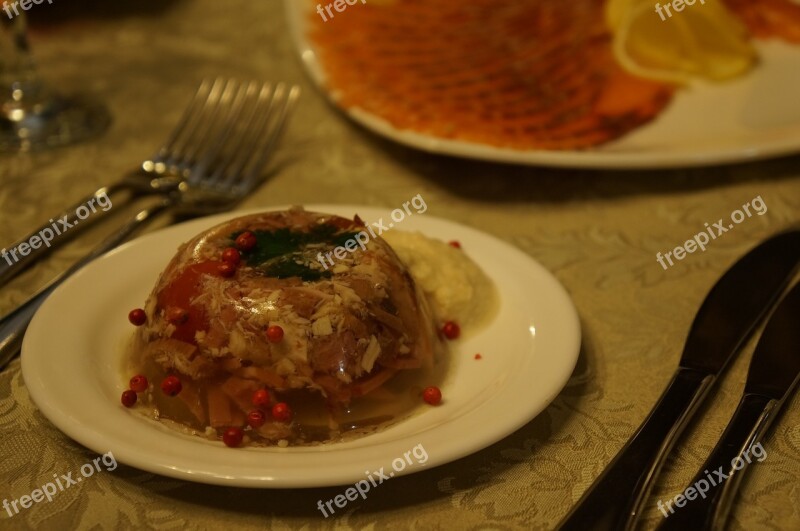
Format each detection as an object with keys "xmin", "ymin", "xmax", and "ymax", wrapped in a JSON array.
[{"xmin": 286, "ymin": 0, "xmax": 800, "ymax": 169}]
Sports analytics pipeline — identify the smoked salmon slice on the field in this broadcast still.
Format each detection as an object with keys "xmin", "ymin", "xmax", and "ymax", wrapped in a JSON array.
[
  {"xmin": 725, "ymin": 0, "xmax": 800, "ymax": 43},
  {"xmin": 309, "ymin": 0, "xmax": 675, "ymax": 150}
]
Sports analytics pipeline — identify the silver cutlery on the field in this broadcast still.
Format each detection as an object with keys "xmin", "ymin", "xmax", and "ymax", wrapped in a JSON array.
[
  {"xmin": 557, "ymin": 229, "xmax": 800, "ymax": 531},
  {"xmin": 0, "ymin": 78, "xmax": 246, "ymax": 288},
  {"xmin": 0, "ymin": 80, "xmax": 300, "ymax": 370},
  {"xmin": 657, "ymin": 281, "xmax": 800, "ymax": 531}
]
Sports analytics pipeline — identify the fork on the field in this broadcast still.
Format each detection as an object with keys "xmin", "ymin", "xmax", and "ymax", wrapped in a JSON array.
[
  {"xmin": 0, "ymin": 78, "xmax": 245, "ymax": 288},
  {"xmin": 0, "ymin": 80, "xmax": 301, "ymax": 370}
]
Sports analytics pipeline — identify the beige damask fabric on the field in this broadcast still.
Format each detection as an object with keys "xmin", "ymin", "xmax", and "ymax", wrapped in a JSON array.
[{"xmin": 1, "ymin": 0, "xmax": 800, "ymax": 529}]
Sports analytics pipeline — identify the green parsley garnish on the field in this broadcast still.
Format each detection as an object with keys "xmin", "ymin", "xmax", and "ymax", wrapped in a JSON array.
[{"xmin": 231, "ymin": 225, "xmax": 360, "ymax": 281}]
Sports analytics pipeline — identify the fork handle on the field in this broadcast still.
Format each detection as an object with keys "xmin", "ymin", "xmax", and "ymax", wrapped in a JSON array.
[
  {"xmin": 0, "ymin": 197, "xmax": 174, "ymax": 370},
  {"xmin": 0, "ymin": 183, "xmax": 126, "ymax": 288}
]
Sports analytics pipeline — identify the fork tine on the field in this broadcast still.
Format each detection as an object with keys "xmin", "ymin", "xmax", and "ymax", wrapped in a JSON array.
[
  {"xmin": 191, "ymin": 80, "xmax": 262, "ymax": 188},
  {"xmin": 180, "ymin": 78, "xmax": 240, "ymax": 172},
  {"xmin": 174, "ymin": 80, "xmax": 299, "ymax": 204},
  {"xmin": 162, "ymin": 77, "xmax": 227, "ymax": 172},
  {"xmin": 148, "ymin": 78, "xmax": 212, "ymax": 168},
  {"xmin": 212, "ymin": 82, "xmax": 280, "ymax": 189},
  {"xmin": 142, "ymin": 79, "xmax": 211, "ymax": 172},
  {"xmin": 238, "ymin": 84, "xmax": 300, "ymax": 192},
  {"xmin": 212, "ymin": 83, "xmax": 300, "ymax": 194},
  {"xmin": 229, "ymin": 84, "xmax": 300, "ymax": 194}
]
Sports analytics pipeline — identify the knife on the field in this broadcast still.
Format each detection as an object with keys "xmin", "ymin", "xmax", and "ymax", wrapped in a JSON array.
[
  {"xmin": 0, "ymin": 199, "xmax": 171, "ymax": 370},
  {"xmin": 657, "ymin": 281, "xmax": 800, "ymax": 531},
  {"xmin": 557, "ymin": 229, "xmax": 800, "ymax": 531}
]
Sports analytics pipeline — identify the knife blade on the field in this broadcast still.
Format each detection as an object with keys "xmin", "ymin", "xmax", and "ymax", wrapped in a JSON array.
[
  {"xmin": 657, "ymin": 280, "xmax": 800, "ymax": 531},
  {"xmin": 557, "ymin": 229, "xmax": 800, "ymax": 531}
]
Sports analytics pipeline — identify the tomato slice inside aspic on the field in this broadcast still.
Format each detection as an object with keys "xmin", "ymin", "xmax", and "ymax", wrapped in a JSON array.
[{"xmin": 156, "ymin": 261, "xmax": 222, "ymax": 344}]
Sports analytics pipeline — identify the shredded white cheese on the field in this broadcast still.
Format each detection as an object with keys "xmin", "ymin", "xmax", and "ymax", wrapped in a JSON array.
[
  {"xmin": 311, "ymin": 316, "xmax": 333, "ymax": 336},
  {"xmin": 361, "ymin": 335, "xmax": 381, "ymax": 373}
]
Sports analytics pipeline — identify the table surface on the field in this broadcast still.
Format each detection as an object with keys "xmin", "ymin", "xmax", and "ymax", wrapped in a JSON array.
[{"xmin": 1, "ymin": 1, "xmax": 800, "ymax": 529}]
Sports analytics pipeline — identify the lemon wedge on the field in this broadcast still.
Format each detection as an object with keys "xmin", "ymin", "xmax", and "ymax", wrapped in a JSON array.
[{"xmin": 605, "ymin": 0, "xmax": 757, "ymax": 84}]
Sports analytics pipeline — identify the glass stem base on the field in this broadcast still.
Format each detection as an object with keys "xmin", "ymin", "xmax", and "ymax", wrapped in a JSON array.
[{"xmin": 0, "ymin": 81, "xmax": 110, "ymax": 151}]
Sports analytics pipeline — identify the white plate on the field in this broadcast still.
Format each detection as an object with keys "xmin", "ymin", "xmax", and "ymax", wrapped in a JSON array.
[
  {"xmin": 285, "ymin": 0, "xmax": 800, "ymax": 169},
  {"xmin": 22, "ymin": 205, "xmax": 580, "ymax": 488}
]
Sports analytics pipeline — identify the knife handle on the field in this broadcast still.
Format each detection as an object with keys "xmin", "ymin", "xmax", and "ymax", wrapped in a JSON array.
[
  {"xmin": 656, "ymin": 393, "xmax": 778, "ymax": 531},
  {"xmin": 0, "ymin": 198, "xmax": 173, "ymax": 370},
  {"xmin": 558, "ymin": 367, "xmax": 714, "ymax": 531},
  {"xmin": 0, "ymin": 184, "xmax": 126, "ymax": 289}
]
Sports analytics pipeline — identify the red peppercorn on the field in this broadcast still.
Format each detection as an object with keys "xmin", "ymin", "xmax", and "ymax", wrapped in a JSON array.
[
  {"xmin": 474, "ymin": 353, "xmax": 482, "ymax": 360},
  {"xmin": 235, "ymin": 231, "xmax": 257, "ymax": 252},
  {"xmin": 128, "ymin": 308, "xmax": 146, "ymax": 326},
  {"xmin": 271, "ymin": 402, "xmax": 292, "ymax": 422},
  {"xmin": 441, "ymin": 321, "xmax": 460, "ymax": 340},
  {"xmin": 166, "ymin": 306, "xmax": 189, "ymax": 325},
  {"xmin": 423, "ymin": 386, "xmax": 442, "ymax": 405},
  {"xmin": 252, "ymin": 389, "xmax": 270, "ymax": 408},
  {"xmin": 218, "ymin": 262, "xmax": 236, "ymax": 278},
  {"xmin": 247, "ymin": 409, "xmax": 266, "ymax": 428},
  {"xmin": 448, "ymin": 240, "xmax": 461, "ymax": 249},
  {"xmin": 222, "ymin": 427, "xmax": 244, "ymax": 448},
  {"xmin": 221, "ymin": 247, "xmax": 241, "ymax": 265},
  {"xmin": 121, "ymin": 389, "xmax": 138, "ymax": 408},
  {"xmin": 266, "ymin": 325, "xmax": 284, "ymax": 343},
  {"xmin": 161, "ymin": 375, "xmax": 182, "ymax": 397},
  {"xmin": 129, "ymin": 374, "xmax": 148, "ymax": 393}
]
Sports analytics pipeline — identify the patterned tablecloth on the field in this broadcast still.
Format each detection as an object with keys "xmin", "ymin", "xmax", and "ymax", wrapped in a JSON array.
[{"xmin": 1, "ymin": 1, "xmax": 799, "ymax": 529}]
